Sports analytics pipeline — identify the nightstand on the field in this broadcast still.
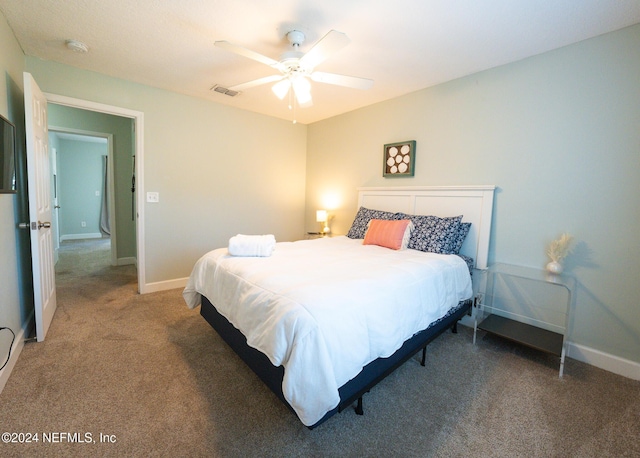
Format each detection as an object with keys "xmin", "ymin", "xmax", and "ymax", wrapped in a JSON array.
[
  {"xmin": 305, "ymin": 232, "xmax": 328, "ymax": 239},
  {"xmin": 474, "ymin": 263, "xmax": 575, "ymax": 377}
]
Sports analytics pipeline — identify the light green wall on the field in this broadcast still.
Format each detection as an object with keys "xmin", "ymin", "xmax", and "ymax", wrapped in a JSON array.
[
  {"xmin": 25, "ymin": 58, "xmax": 308, "ymax": 283},
  {"xmin": 48, "ymin": 104, "xmax": 135, "ymax": 259},
  {"xmin": 306, "ymin": 24, "xmax": 640, "ymax": 364},
  {"xmin": 0, "ymin": 10, "xmax": 32, "ymax": 353},
  {"xmin": 56, "ymin": 139, "xmax": 106, "ymax": 238}
]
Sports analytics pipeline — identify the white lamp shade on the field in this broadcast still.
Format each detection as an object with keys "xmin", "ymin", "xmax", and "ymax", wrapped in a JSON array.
[
  {"xmin": 316, "ymin": 210, "xmax": 327, "ymax": 223},
  {"xmin": 295, "ymin": 88, "xmax": 312, "ymax": 106},
  {"xmin": 272, "ymin": 78, "xmax": 291, "ymax": 100},
  {"xmin": 292, "ymin": 76, "xmax": 312, "ymax": 106}
]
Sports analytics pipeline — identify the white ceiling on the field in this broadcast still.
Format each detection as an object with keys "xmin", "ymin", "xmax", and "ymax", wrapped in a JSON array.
[{"xmin": 2, "ymin": 0, "xmax": 640, "ymax": 124}]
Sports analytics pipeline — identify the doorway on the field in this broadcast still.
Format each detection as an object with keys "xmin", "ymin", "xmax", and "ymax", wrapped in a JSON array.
[
  {"xmin": 44, "ymin": 93, "xmax": 145, "ymax": 293},
  {"xmin": 49, "ymin": 130, "xmax": 115, "ymax": 267}
]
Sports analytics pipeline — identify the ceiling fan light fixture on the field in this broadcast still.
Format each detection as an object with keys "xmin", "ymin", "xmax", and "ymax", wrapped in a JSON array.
[
  {"xmin": 292, "ymin": 76, "xmax": 312, "ymax": 106},
  {"xmin": 217, "ymin": 29, "xmax": 371, "ymax": 119},
  {"xmin": 292, "ymin": 74, "xmax": 310, "ymax": 92},
  {"xmin": 295, "ymin": 89, "xmax": 312, "ymax": 106},
  {"xmin": 272, "ymin": 79, "xmax": 291, "ymax": 100}
]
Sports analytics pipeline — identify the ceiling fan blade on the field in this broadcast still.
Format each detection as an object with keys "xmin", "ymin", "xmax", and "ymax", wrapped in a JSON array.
[
  {"xmin": 215, "ymin": 40, "xmax": 281, "ymax": 68},
  {"xmin": 229, "ymin": 75, "xmax": 284, "ymax": 92},
  {"xmin": 299, "ymin": 30, "xmax": 350, "ymax": 69},
  {"xmin": 310, "ymin": 71, "xmax": 373, "ymax": 90}
]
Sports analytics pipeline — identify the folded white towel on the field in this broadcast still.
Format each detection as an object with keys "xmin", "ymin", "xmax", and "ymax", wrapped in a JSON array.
[{"xmin": 228, "ymin": 234, "xmax": 276, "ymax": 257}]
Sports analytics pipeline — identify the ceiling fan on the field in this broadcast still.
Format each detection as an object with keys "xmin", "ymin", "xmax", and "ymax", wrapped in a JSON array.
[{"xmin": 215, "ymin": 30, "xmax": 373, "ymax": 108}]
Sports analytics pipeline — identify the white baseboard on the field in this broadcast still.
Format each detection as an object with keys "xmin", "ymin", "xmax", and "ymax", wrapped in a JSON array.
[
  {"xmin": 141, "ymin": 277, "xmax": 189, "ymax": 294},
  {"xmin": 567, "ymin": 342, "xmax": 640, "ymax": 381},
  {"xmin": 0, "ymin": 312, "xmax": 34, "ymax": 394},
  {"xmin": 461, "ymin": 318, "xmax": 640, "ymax": 381},
  {"xmin": 60, "ymin": 232, "xmax": 103, "ymax": 241},
  {"xmin": 117, "ymin": 257, "xmax": 136, "ymax": 266}
]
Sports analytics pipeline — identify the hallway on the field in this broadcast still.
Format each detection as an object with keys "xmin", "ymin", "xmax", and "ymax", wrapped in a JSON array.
[{"xmin": 55, "ymin": 237, "xmax": 137, "ymax": 302}]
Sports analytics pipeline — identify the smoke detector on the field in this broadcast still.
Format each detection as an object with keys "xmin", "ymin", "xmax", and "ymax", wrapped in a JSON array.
[{"xmin": 65, "ymin": 40, "xmax": 89, "ymax": 53}]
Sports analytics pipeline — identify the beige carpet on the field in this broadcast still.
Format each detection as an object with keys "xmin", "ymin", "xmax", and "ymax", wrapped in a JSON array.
[{"xmin": 1, "ymin": 238, "xmax": 638, "ymax": 457}]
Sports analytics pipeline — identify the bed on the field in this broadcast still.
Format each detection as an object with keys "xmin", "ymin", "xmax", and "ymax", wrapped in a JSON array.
[{"xmin": 183, "ymin": 185, "xmax": 495, "ymax": 428}]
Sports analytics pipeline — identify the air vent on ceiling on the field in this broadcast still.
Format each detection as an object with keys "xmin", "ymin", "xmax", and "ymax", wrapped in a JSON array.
[{"xmin": 210, "ymin": 85, "xmax": 240, "ymax": 97}]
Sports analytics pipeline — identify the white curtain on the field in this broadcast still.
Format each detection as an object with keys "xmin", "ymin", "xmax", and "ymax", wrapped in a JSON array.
[{"xmin": 100, "ymin": 156, "xmax": 110, "ymax": 236}]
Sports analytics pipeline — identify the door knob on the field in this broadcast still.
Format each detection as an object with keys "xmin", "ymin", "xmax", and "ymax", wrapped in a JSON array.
[{"xmin": 37, "ymin": 221, "xmax": 51, "ymax": 229}]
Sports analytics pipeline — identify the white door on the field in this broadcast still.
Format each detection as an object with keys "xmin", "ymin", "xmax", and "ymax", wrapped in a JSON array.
[{"xmin": 24, "ymin": 72, "xmax": 57, "ymax": 342}]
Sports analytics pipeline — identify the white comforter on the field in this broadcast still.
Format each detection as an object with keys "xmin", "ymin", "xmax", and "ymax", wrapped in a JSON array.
[{"xmin": 183, "ymin": 236, "xmax": 472, "ymax": 426}]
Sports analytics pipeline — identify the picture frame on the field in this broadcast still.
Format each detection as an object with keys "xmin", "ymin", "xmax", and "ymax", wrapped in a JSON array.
[{"xmin": 383, "ymin": 140, "xmax": 416, "ymax": 177}]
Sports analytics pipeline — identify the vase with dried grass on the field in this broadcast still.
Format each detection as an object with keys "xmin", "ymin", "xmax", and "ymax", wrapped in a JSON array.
[{"xmin": 546, "ymin": 233, "xmax": 574, "ymax": 274}]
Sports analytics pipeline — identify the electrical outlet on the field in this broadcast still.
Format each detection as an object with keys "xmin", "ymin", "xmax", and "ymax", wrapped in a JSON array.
[
  {"xmin": 81, "ymin": 221, "xmax": 86, "ymax": 227},
  {"xmin": 146, "ymin": 192, "xmax": 159, "ymax": 203}
]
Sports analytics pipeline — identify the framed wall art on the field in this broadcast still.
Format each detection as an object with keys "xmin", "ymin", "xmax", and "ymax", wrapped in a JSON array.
[{"xmin": 383, "ymin": 140, "xmax": 416, "ymax": 177}]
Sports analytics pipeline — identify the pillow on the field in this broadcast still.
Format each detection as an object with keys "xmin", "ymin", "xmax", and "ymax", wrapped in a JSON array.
[
  {"xmin": 363, "ymin": 219, "xmax": 413, "ymax": 250},
  {"xmin": 450, "ymin": 222, "xmax": 471, "ymax": 254},
  {"xmin": 395, "ymin": 213, "xmax": 463, "ymax": 254},
  {"xmin": 347, "ymin": 207, "xmax": 396, "ymax": 239},
  {"xmin": 457, "ymin": 253, "xmax": 475, "ymax": 275}
]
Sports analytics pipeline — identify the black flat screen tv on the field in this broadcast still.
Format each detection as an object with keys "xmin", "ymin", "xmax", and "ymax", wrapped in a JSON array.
[{"xmin": 0, "ymin": 114, "xmax": 17, "ymax": 193}]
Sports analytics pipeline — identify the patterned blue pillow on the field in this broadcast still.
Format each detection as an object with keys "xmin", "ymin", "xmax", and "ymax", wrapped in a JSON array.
[
  {"xmin": 347, "ymin": 207, "xmax": 396, "ymax": 239},
  {"xmin": 395, "ymin": 213, "xmax": 463, "ymax": 254},
  {"xmin": 450, "ymin": 222, "xmax": 471, "ymax": 255},
  {"xmin": 457, "ymin": 254, "xmax": 475, "ymax": 274}
]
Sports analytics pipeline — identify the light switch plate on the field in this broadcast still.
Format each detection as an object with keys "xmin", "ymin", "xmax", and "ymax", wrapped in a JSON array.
[{"xmin": 146, "ymin": 192, "xmax": 159, "ymax": 203}]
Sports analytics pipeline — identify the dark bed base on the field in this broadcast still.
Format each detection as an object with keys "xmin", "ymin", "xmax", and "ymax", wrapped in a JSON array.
[{"xmin": 200, "ymin": 296, "xmax": 472, "ymax": 428}]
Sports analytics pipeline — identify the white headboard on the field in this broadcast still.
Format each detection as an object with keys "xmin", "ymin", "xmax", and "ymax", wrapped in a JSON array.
[{"xmin": 357, "ymin": 186, "xmax": 496, "ymax": 269}]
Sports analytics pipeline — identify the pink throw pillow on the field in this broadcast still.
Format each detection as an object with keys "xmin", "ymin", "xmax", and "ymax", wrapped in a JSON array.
[{"xmin": 363, "ymin": 219, "xmax": 413, "ymax": 250}]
